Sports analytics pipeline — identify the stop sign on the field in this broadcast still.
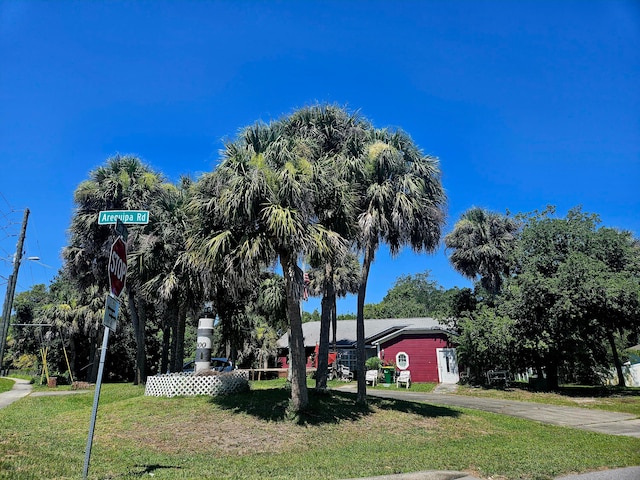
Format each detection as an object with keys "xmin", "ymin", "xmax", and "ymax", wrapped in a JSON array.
[{"xmin": 109, "ymin": 236, "xmax": 127, "ymax": 297}]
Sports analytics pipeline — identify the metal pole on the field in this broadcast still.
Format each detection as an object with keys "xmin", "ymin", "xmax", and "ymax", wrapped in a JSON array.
[
  {"xmin": 0, "ymin": 208, "xmax": 30, "ymax": 374},
  {"xmin": 83, "ymin": 326, "xmax": 110, "ymax": 479}
]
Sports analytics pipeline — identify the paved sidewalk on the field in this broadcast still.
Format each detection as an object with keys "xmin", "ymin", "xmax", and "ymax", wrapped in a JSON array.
[
  {"xmin": 0, "ymin": 377, "xmax": 91, "ymax": 409},
  {"xmin": 337, "ymin": 384, "xmax": 640, "ymax": 438},
  {"xmin": 0, "ymin": 377, "xmax": 32, "ymax": 409}
]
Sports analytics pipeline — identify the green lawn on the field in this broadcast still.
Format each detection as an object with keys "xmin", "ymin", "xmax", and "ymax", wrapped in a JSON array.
[
  {"xmin": 1, "ymin": 382, "xmax": 639, "ymax": 479},
  {"xmin": 369, "ymin": 381, "xmax": 437, "ymax": 393},
  {"xmin": 0, "ymin": 377, "xmax": 14, "ymax": 394}
]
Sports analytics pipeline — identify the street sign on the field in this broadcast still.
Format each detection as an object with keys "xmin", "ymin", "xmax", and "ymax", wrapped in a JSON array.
[
  {"xmin": 98, "ymin": 210, "xmax": 149, "ymax": 225},
  {"xmin": 108, "ymin": 237, "xmax": 127, "ymax": 297},
  {"xmin": 103, "ymin": 294, "xmax": 120, "ymax": 331}
]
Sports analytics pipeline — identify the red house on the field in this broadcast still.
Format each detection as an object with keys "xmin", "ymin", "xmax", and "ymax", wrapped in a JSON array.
[{"xmin": 277, "ymin": 318, "xmax": 459, "ymax": 384}]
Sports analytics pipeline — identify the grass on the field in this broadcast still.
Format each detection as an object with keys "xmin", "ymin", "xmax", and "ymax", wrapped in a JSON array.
[
  {"xmin": 0, "ymin": 382, "xmax": 639, "ymax": 479},
  {"xmin": 3, "ymin": 371, "xmax": 37, "ymax": 382},
  {"xmin": 370, "ymin": 381, "xmax": 437, "ymax": 393},
  {"xmin": 0, "ymin": 377, "xmax": 14, "ymax": 394},
  {"xmin": 455, "ymin": 384, "xmax": 640, "ymax": 417},
  {"xmin": 249, "ymin": 377, "xmax": 437, "ymax": 393}
]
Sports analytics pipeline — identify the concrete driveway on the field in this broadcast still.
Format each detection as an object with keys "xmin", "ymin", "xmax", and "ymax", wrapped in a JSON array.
[{"xmin": 337, "ymin": 384, "xmax": 640, "ymax": 438}]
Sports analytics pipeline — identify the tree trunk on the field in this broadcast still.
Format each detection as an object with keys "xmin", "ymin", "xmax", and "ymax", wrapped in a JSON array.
[
  {"xmin": 175, "ymin": 302, "xmax": 187, "ymax": 371},
  {"xmin": 128, "ymin": 289, "xmax": 146, "ymax": 385},
  {"xmin": 544, "ymin": 357, "xmax": 559, "ymax": 391},
  {"xmin": 280, "ymin": 252, "xmax": 308, "ymax": 413},
  {"xmin": 331, "ymin": 296, "xmax": 337, "ymax": 352},
  {"xmin": 138, "ymin": 299, "xmax": 148, "ymax": 382},
  {"xmin": 607, "ymin": 330, "xmax": 626, "ymax": 388},
  {"xmin": 161, "ymin": 315, "xmax": 170, "ymax": 375},
  {"xmin": 87, "ymin": 333, "xmax": 100, "ymax": 383},
  {"xmin": 315, "ymin": 263, "xmax": 334, "ymax": 392},
  {"xmin": 168, "ymin": 300, "xmax": 178, "ymax": 373},
  {"xmin": 356, "ymin": 246, "xmax": 374, "ymax": 405},
  {"xmin": 286, "ymin": 329, "xmax": 292, "ymax": 383},
  {"xmin": 67, "ymin": 335, "xmax": 77, "ymax": 382}
]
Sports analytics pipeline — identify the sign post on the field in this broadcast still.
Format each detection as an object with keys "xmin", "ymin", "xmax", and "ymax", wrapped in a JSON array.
[
  {"xmin": 82, "ymin": 305, "xmax": 115, "ymax": 480},
  {"xmin": 115, "ymin": 218, "xmax": 128, "ymax": 242},
  {"xmin": 83, "ymin": 234, "xmax": 126, "ymax": 480}
]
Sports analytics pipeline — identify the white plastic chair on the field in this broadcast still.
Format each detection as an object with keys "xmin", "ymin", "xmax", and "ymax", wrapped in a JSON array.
[
  {"xmin": 396, "ymin": 370, "xmax": 411, "ymax": 388},
  {"xmin": 365, "ymin": 370, "xmax": 378, "ymax": 386},
  {"xmin": 338, "ymin": 365, "xmax": 353, "ymax": 381}
]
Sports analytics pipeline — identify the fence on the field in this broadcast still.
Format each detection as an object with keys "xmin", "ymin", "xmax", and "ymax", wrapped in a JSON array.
[{"xmin": 144, "ymin": 371, "xmax": 249, "ymax": 398}]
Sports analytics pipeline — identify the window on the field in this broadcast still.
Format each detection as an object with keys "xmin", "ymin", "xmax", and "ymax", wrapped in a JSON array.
[
  {"xmin": 396, "ymin": 352, "xmax": 409, "ymax": 370},
  {"xmin": 339, "ymin": 349, "xmax": 357, "ymax": 372}
]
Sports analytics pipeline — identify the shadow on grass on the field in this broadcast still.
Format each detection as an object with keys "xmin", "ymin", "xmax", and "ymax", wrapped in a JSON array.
[
  {"xmin": 479, "ymin": 382, "xmax": 640, "ymax": 398},
  {"xmin": 210, "ymin": 387, "xmax": 460, "ymax": 425},
  {"xmin": 123, "ymin": 464, "xmax": 183, "ymax": 477},
  {"xmin": 557, "ymin": 385, "xmax": 640, "ymax": 398},
  {"xmin": 372, "ymin": 395, "xmax": 461, "ymax": 419}
]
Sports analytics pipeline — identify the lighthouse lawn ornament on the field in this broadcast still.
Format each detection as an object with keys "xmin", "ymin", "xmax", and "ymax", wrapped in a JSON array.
[{"xmin": 195, "ymin": 304, "xmax": 214, "ymax": 374}]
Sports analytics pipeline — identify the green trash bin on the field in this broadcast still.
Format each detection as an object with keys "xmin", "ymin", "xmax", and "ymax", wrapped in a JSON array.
[{"xmin": 381, "ymin": 366, "xmax": 395, "ymax": 384}]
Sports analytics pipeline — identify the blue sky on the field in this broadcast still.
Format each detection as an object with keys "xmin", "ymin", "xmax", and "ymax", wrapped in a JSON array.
[{"xmin": 1, "ymin": 1, "xmax": 639, "ymax": 315}]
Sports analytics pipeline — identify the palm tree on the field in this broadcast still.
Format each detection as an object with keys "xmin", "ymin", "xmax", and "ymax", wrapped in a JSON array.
[
  {"xmin": 283, "ymin": 105, "xmax": 367, "ymax": 392},
  {"xmin": 187, "ymin": 162, "xmax": 274, "ymax": 366},
  {"xmin": 129, "ymin": 177, "xmax": 204, "ymax": 373},
  {"xmin": 63, "ymin": 155, "xmax": 166, "ymax": 384},
  {"xmin": 255, "ymin": 274, "xmax": 288, "ymax": 333},
  {"xmin": 330, "ymin": 257, "xmax": 361, "ymax": 347},
  {"xmin": 350, "ymin": 128, "xmax": 446, "ymax": 404},
  {"xmin": 44, "ymin": 271, "xmax": 125, "ymax": 382},
  {"xmin": 307, "ymin": 252, "xmax": 360, "ymax": 390},
  {"xmin": 235, "ymin": 273, "xmax": 287, "ymax": 376},
  {"xmin": 444, "ymin": 207, "xmax": 519, "ymax": 295},
  {"xmin": 190, "ymin": 118, "xmax": 345, "ymax": 412}
]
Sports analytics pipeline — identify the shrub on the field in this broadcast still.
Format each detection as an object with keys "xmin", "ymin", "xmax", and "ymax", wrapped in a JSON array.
[
  {"xmin": 365, "ymin": 356, "xmax": 381, "ymax": 370},
  {"xmin": 14, "ymin": 354, "xmax": 38, "ymax": 371}
]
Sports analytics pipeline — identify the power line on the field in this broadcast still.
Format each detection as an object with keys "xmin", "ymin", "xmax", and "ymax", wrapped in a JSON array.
[
  {"xmin": 0, "ymin": 192, "xmax": 13, "ymax": 210},
  {"xmin": 0, "ymin": 199, "xmax": 34, "ymax": 280}
]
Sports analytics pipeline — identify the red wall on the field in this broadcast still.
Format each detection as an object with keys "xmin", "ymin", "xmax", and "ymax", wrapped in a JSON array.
[
  {"xmin": 278, "ymin": 356, "xmax": 289, "ymax": 368},
  {"xmin": 277, "ymin": 350, "xmax": 315, "ymax": 369},
  {"xmin": 380, "ymin": 334, "xmax": 452, "ymax": 383}
]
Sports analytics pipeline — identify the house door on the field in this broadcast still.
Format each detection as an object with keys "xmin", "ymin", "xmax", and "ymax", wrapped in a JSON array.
[{"xmin": 436, "ymin": 348, "xmax": 459, "ymax": 384}]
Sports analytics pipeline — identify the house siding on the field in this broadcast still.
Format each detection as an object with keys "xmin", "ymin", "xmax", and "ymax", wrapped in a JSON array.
[{"xmin": 380, "ymin": 334, "xmax": 452, "ymax": 383}]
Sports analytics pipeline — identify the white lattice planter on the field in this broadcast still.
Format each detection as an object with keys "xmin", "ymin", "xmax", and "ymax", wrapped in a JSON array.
[{"xmin": 145, "ymin": 371, "xmax": 249, "ymax": 398}]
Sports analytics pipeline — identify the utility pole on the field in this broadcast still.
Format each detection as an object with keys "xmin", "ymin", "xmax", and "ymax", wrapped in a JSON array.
[{"xmin": 0, "ymin": 208, "xmax": 30, "ymax": 374}]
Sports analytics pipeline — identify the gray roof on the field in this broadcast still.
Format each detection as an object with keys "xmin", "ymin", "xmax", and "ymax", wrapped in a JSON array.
[{"xmin": 277, "ymin": 317, "xmax": 448, "ymax": 348}]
